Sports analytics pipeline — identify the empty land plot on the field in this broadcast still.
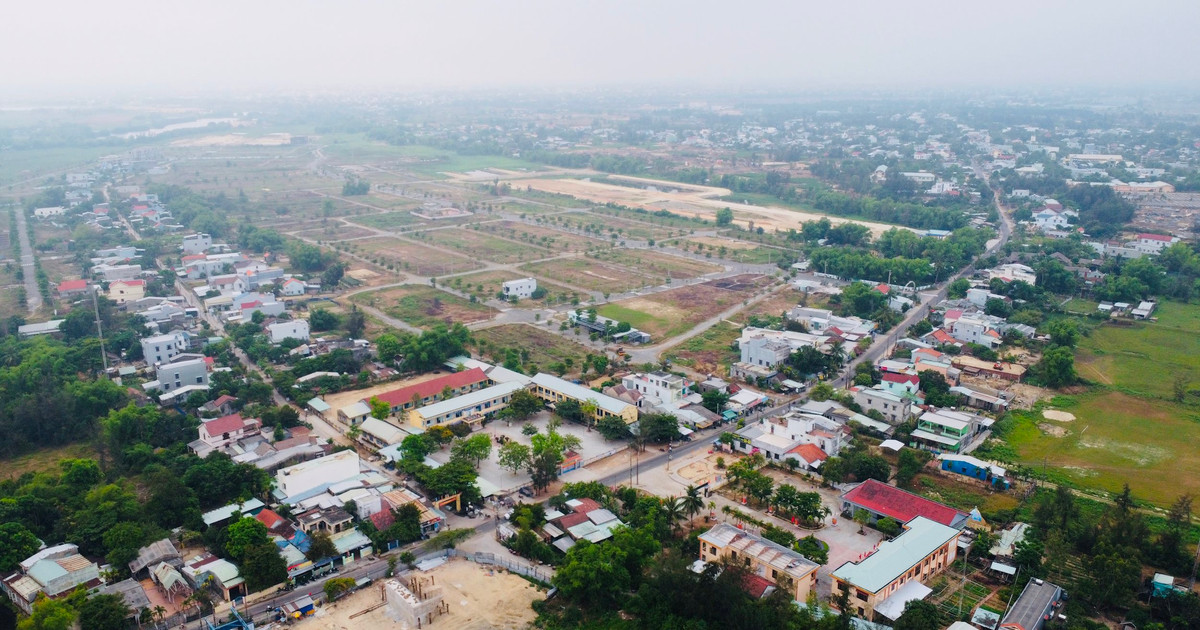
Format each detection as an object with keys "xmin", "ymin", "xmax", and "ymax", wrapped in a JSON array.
[
  {"xmin": 589, "ymin": 248, "xmax": 723, "ymax": 281},
  {"xmin": 520, "ymin": 258, "xmax": 654, "ymax": 294},
  {"xmin": 293, "ymin": 224, "xmax": 377, "ymax": 241},
  {"xmin": 587, "ymin": 205, "xmax": 710, "ymax": 231},
  {"xmin": 475, "ymin": 324, "xmax": 593, "ymax": 373},
  {"xmin": 479, "ymin": 220, "xmax": 604, "ymax": 252},
  {"xmin": 1075, "ymin": 302, "xmax": 1200, "ymax": 399},
  {"xmin": 417, "ymin": 228, "xmax": 551, "ymax": 263},
  {"xmin": 350, "ymin": 237, "xmax": 481, "ymax": 276},
  {"xmin": 678, "ymin": 236, "xmax": 789, "ymax": 264},
  {"xmin": 556, "ymin": 214, "xmax": 679, "ymax": 241},
  {"xmin": 444, "ymin": 270, "xmax": 579, "ymax": 303},
  {"xmin": 348, "ymin": 210, "xmax": 427, "ymax": 230},
  {"xmin": 663, "ymin": 321, "xmax": 742, "ymax": 374},
  {"xmin": 497, "ymin": 200, "xmax": 572, "ymax": 216},
  {"xmin": 598, "ymin": 283, "xmax": 745, "ymax": 339},
  {"xmin": 352, "ymin": 284, "xmax": 497, "ymax": 329}
]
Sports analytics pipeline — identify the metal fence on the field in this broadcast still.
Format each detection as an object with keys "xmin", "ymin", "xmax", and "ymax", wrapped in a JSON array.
[{"xmin": 450, "ymin": 550, "xmax": 553, "ymax": 583}]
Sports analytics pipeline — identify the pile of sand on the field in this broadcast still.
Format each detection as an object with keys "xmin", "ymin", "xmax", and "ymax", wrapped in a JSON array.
[{"xmin": 1042, "ymin": 410, "xmax": 1076, "ymax": 422}]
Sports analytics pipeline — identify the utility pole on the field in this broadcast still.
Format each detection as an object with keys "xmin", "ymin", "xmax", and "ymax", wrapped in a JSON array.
[{"xmin": 92, "ymin": 287, "xmax": 109, "ymax": 374}]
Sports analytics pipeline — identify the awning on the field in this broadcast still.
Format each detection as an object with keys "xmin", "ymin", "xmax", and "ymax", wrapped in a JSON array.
[
  {"xmin": 873, "ymin": 581, "xmax": 932, "ymax": 620},
  {"xmin": 911, "ymin": 429, "xmax": 961, "ymax": 447},
  {"xmin": 990, "ymin": 561, "xmax": 1016, "ymax": 576},
  {"xmin": 879, "ymin": 439, "xmax": 904, "ymax": 451}
]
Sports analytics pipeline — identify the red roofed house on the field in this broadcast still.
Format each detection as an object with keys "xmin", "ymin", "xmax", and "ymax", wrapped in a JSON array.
[
  {"xmin": 196, "ymin": 413, "xmax": 262, "ymax": 452},
  {"xmin": 1134, "ymin": 233, "xmax": 1179, "ymax": 255},
  {"xmin": 108, "ymin": 279, "xmax": 145, "ymax": 304},
  {"xmin": 880, "ymin": 372, "xmax": 920, "ymax": 397},
  {"xmin": 922, "ymin": 328, "xmax": 962, "ymax": 348},
  {"xmin": 874, "ymin": 283, "xmax": 891, "ymax": 295},
  {"xmin": 371, "ymin": 368, "xmax": 490, "ymax": 417},
  {"xmin": 56, "ymin": 279, "xmax": 91, "ymax": 297},
  {"xmin": 841, "ymin": 479, "xmax": 968, "ymax": 529},
  {"xmin": 789, "ymin": 443, "xmax": 829, "ymax": 468}
]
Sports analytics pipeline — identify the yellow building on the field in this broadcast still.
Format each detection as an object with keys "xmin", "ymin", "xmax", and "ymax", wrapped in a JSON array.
[
  {"xmin": 831, "ymin": 517, "xmax": 960, "ymax": 621},
  {"xmin": 529, "ymin": 373, "xmax": 639, "ymax": 424},
  {"xmin": 108, "ymin": 279, "xmax": 146, "ymax": 305},
  {"xmin": 698, "ymin": 523, "xmax": 820, "ymax": 602}
]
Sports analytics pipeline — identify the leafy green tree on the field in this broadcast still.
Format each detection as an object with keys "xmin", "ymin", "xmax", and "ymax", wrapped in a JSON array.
[
  {"xmin": 225, "ymin": 517, "xmax": 270, "ymax": 560},
  {"xmin": 367, "ymin": 396, "xmax": 390, "ymax": 420},
  {"xmin": 875, "ymin": 517, "xmax": 902, "ymax": 537},
  {"xmin": 895, "ymin": 449, "xmax": 927, "ymax": 488},
  {"xmin": 553, "ymin": 539, "xmax": 631, "ymax": 607},
  {"xmin": 795, "ymin": 535, "xmax": 828, "ymax": 565},
  {"xmin": 324, "ymin": 577, "xmax": 357, "ymax": 602},
  {"xmin": 498, "ymin": 389, "xmax": 543, "ymax": 422},
  {"xmin": 640, "ymin": 413, "xmax": 680, "ymax": 443},
  {"xmin": 893, "ymin": 599, "xmax": 942, "ymax": 630},
  {"xmin": 241, "ymin": 542, "xmax": 287, "ymax": 592},
  {"xmin": 1034, "ymin": 346, "xmax": 1077, "ymax": 388},
  {"xmin": 700, "ymin": 389, "xmax": 729, "ymax": 414},
  {"xmin": 450, "ymin": 433, "xmax": 492, "ymax": 468},
  {"xmin": 596, "ymin": 415, "xmax": 631, "ymax": 440},
  {"xmin": 375, "ymin": 333, "xmax": 402, "ymax": 362},
  {"xmin": 498, "ymin": 441, "xmax": 531, "ymax": 474},
  {"xmin": 19, "ymin": 597, "xmax": 77, "ymax": 630},
  {"xmin": 78, "ymin": 594, "xmax": 130, "ymax": 630},
  {"xmin": 947, "ymin": 278, "xmax": 971, "ymax": 299},
  {"xmin": 851, "ymin": 455, "xmax": 891, "ymax": 483},
  {"xmin": 0, "ymin": 522, "xmax": 41, "ymax": 572},
  {"xmin": 309, "ymin": 308, "xmax": 340, "ymax": 332},
  {"xmin": 1045, "ymin": 319, "xmax": 1079, "ymax": 348},
  {"xmin": 306, "ymin": 531, "xmax": 338, "ymax": 562},
  {"xmin": 345, "ymin": 306, "xmax": 366, "ymax": 338},
  {"xmin": 527, "ymin": 424, "xmax": 581, "ymax": 493},
  {"xmin": 715, "ymin": 207, "xmax": 734, "ymax": 226},
  {"xmin": 102, "ymin": 521, "xmax": 146, "ymax": 569}
]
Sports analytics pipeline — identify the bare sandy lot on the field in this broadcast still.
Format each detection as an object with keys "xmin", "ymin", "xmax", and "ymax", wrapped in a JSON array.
[
  {"xmin": 171, "ymin": 133, "xmax": 292, "ymax": 147},
  {"xmin": 299, "ymin": 559, "xmax": 542, "ymax": 630},
  {"xmin": 1042, "ymin": 409, "xmax": 1076, "ymax": 422},
  {"xmin": 507, "ymin": 174, "xmax": 904, "ymax": 237}
]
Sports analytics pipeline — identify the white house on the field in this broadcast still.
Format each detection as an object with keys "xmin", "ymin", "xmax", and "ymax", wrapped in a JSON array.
[
  {"xmin": 275, "ymin": 450, "xmax": 361, "ymax": 502},
  {"xmin": 268, "ymin": 320, "xmax": 310, "ymax": 344},
  {"xmin": 501, "ymin": 277, "xmax": 538, "ymax": 299},
  {"xmin": 1132, "ymin": 233, "xmax": 1178, "ymax": 255},
  {"xmin": 196, "ymin": 413, "xmax": 262, "ymax": 453},
  {"xmin": 850, "ymin": 387, "xmax": 912, "ymax": 424},
  {"xmin": 621, "ymin": 372, "xmax": 688, "ymax": 407},
  {"xmin": 987, "ymin": 263, "xmax": 1036, "ymax": 285},
  {"xmin": 141, "ymin": 330, "xmax": 190, "ymax": 365},
  {"xmin": 144, "ymin": 356, "xmax": 209, "ymax": 396},
  {"xmin": 949, "ymin": 317, "xmax": 1002, "ymax": 348},
  {"xmin": 1032, "ymin": 209, "xmax": 1069, "ymax": 231},
  {"xmin": 181, "ymin": 233, "xmax": 213, "ymax": 255},
  {"xmin": 33, "ymin": 206, "xmax": 67, "ymax": 219},
  {"xmin": 280, "ymin": 278, "xmax": 307, "ymax": 296}
]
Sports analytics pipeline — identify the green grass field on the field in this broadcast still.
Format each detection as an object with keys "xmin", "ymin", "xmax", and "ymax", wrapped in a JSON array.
[
  {"xmin": 474, "ymin": 324, "xmax": 594, "ymax": 376},
  {"xmin": 1076, "ymin": 302, "xmax": 1200, "ymax": 397},
  {"xmin": 351, "ymin": 285, "xmax": 496, "ymax": 329},
  {"xmin": 662, "ymin": 321, "xmax": 741, "ymax": 373},
  {"xmin": 322, "ymin": 139, "xmax": 544, "ymax": 177}
]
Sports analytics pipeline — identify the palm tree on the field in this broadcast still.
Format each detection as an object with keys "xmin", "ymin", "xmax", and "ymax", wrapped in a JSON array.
[
  {"xmin": 662, "ymin": 496, "xmax": 684, "ymax": 533},
  {"xmin": 681, "ymin": 485, "xmax": 704, "ymax": 529},
  {"xmin": 152, "ymin": 606, "xmax": 167, "ymax": 630}
]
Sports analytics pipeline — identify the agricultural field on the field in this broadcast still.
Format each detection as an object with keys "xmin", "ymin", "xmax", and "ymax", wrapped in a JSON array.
[
  {"xmin": 415, "ymin": 227, "xmax": 552, "ymax": 264},
  {"xmin": 473, "ymin": 323, "xmax": 594, "ymax": 376},
  {"xmin": 443, "ymin": 270, "xmax": 580, "ymax": 304},
  {"xmin": 598, "ymin": 278, "xmax": 758, "ymax": 339},
  {"xmin": 348, "ymin": 236, "xmax": 481, "ymax": 276},
  {"xmin": 350, "ymin": 284, "xmax": 497, "ymax": 329},
  {"xmin": 495, "ymin": 200, "xmax": 573, "ymax": 216},
  {"xmin": 588, "ymin": 248, "xmax": 724, "ymax": 282},
  {"xmin": 1075, "ymin": 302, "xmax": 1200, "ymax": 398},
  {"xmin": 479, "ymin": 220, "xmax": 605, "ymax": 252},
  {"xmin": 520, "ymin": 257, "xmax": 654, "ymax": 295},
  {"xmin": 662, "ymin": 321, "xmax": 741, "ymax": 374}
]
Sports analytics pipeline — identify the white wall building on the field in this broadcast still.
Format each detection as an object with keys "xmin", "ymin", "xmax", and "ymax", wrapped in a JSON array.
[
  {"xmin": 141, "ymin": 330, "xmax": 190, "ymax": 365},
  {"xmin": 275, "ymin": 450, "xmax": 361, "ymax": 500},
  {"xmin": 268, "ymin": 320, "xmax": 310, "ymax": 344},
  {"xmin": 144, "ymin": 357, "xmax": 209, "ymax": 395},
  {"xmin": 501, "ymin": 277, "xmax": 538, "ymax": 299},
  {"xmin": 182, "ymin": 233, "xmax": 213, "ymax": 255},
  {"xmin": 950, "ymin": 317, "xmax": 1002, "ymax": 348},
  {"xmin": 621, "ymin": 372, "xmax": 688, "ymax": 407}
]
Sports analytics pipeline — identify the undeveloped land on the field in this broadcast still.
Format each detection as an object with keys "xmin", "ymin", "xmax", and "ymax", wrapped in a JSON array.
[
  {"xmin": 479, "ymin": 220, "xmax": 604, "ymax": 252},
  {"xmin": 520, "ymin": 257, "xmax": 655, "ymax": 294},
  {"xmin": 350, "ymin": 237, "xmax": 482, "ymax": 276},
  {"xmin": 588, "ymin": 248, "xmax": 723, "ymax": 282},
  {"xmin": 599, "ymin": 282, "xmax": 748, "ymax": 339},
  {"xmin": 352, "ymin": 285, "xmax": 497, "ymax": 329},
  {"xmin": 444, "ymin": 271, "xmax": 579, "ymax": 303},
  {"xmin": 418, "ymin": 228, "xmax": 551, "ymax": 264},
  {"xmin": 295, "ymin": 559, "xmax": 542, "ymax": 630},
  {"xmin": 475, "ymin": 323, "xmax": 595, "ymax": 375}
]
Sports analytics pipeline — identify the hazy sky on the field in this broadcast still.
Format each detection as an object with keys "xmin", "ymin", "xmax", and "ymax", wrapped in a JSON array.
[{"xmin": 4, "ymin": 0, "xmax": 1198, "ymax": 95}]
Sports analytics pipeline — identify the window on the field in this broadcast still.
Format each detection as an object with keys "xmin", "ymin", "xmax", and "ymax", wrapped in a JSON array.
[{"xmin": 856, "ymin": 590, "xmax": 868, "ymax": 602}]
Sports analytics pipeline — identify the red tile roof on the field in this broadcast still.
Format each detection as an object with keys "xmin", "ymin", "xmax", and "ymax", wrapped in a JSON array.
[
  {"xmin": 372, "ymin": 368, "xmax": 489, "ymax": 407},
  {"xmin": 882, "ymin": 373, "xmax": 919, "ymax": 385},
  {"xmin": 789, "ymin": 443, "xmax": 828, "ymax": 464},
  {"xmin": 555, "ymin": 512, "xmax": 591, "ymax": 530},
  {"xmin": 842, "ymin": 479, "xmax": 965, "ymax": 527},
  {"xmin": 569, "ymin": 498, "xmax": 601, "ymax": 514},
  {"xmin": 370, "ymin": 509, "xmax": 395, "ymax": 531},
  {"xmin": 57, "ymin": 279, "xmax": 88, "ymax": 292},
  {"xmin": 254, "ymin": 508, "xmax": 287, "ymax": 531},
  {"xmin": 203, "ymin": 413, "xmax": 246, "ymax": 436},
  {"xmin": 113, "ymin": 279, "xmax": 145, "ymax": 287},
  {"xmin": 874, "ymin": 283, "xmax": 891, "ymax": 294},
  {"xmin": 211, "ymin": 394, "xmax": 237, "ymax": 407},
  {"xmin": 742, "ymin": 573, "xmax": 775, "ymax": 599},
  {"xmin": 1139, "ymin": 233, "xmax": 1173, "ymax": 242},
  {"xmin": 928, "ymin": 329, "xmax": 959, "ymax": 345}
]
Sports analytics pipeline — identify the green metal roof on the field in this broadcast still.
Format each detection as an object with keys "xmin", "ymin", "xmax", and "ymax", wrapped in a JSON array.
[{"xmin": 831, "ymin": 516, "xmax": 960, "ymax": 593}]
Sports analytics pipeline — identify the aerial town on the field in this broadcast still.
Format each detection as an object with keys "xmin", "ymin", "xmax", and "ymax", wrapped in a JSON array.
[{"xmin": 3, "ymin": 5, "xmax": 1200, "ymax": 630}]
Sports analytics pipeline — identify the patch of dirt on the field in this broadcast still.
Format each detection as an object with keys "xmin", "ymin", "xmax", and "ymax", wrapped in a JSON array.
[
  {"xmin": 1042, "ymin": 410, "xmax": 1076, "ymax": 422},
  {"xmin": 1039, "ymin": 423, "xmax": 1068, "ymax": 438}
]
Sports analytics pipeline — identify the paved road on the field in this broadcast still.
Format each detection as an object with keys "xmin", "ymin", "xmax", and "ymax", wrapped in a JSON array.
[
  {"xmin": 11, "ymin": 206, "xmax": 41, "ymax": 313},
  {"xmin": 836, "ymin": 170, "xmax": 1014, "ymax": 386}
]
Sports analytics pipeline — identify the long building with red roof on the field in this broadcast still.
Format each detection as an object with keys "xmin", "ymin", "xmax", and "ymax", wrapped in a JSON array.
[
  {"xmin": 840, "ymin": 479, "xmax": 967, "ymax": 529},
  {"xmin": 369, "ymin": 368, "xmax": 490, "ymax": 416}
]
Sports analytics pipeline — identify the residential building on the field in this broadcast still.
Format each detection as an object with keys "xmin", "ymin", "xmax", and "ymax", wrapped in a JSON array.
[
  {"xmin": 831, "ymin": 517, "xmax": 961, "ymax": 620},
  {"xmin": 999, "ymin": 579, "xmax": 1065, "ymax": 630},
  {"xmin": 275, "ymin": 450, "xmax": 361, "ymax": 501},
  {"xmin": 143, "ymin": 356, "xmax": 208, "ymax": 396},
  {"xmin": 358, "ymin": 417, "xmax": 408, "ymax": 448},
  {"xmin": 787, "ymin": 307, "xmax": 876, "ymax": 338},
  {"xmin": 911, "ymin": 408, "xmax": 992, "ymax": 454},
  {"xmin": 33, "ymin": 206, "xmax": 66, "ymax": 219},
  {"xmin": 698, "ymin": 523, "xmax": 820, "ymax": 603},
  {"xmin": 501, "ymin": 277, "xmax": 538, "ymax": 299},
  {"xmin": 567, "ymin": 310, "xmax": 652, "ymax": 343},
  {"xmin": 379, "ymin": 488, "xmax": 445, "ymax": 538},
  {"xmin": 182, "ymin": 555, "xmax": 243, "ymax": 601},
  {"xmin": 93, "ymin": 263, "xmax": 143, "ymax": 282},
  {"xmin": 840, "ymin": 479, "xmax": 968, "ymax": 529},
  {"xmin": 56, "ymin": 279, "xmax": 91, "ymax": 297},
  {"xmin": 141, "ymin": 330, "xmax": 190, "ymax": 365},
  {"xmin": 987, "ymin": 263, "xmax": 1036, "ymax": 285},
  {"xmin": 268, "ymin": 320, "xmax": 310, "ymax": 344},
  {"xmin": 879, "ymin": 372, "xmax": 920, "ymax": 397},
  {"xmin": 1132, "ymin": 233, "xmax": 1178, "ymax": 255},
  {"xmin": 850, "ymin": 387, "xmax": 912, "ymax": 424},
  {"xmin": 195, "ymin": 413, "xmax": 263, "ymax": 454},
  {"xmin": 732, "ymin": 411, "xmax": 846, "ymax": 468},
  {"xmin": 372, "ymin": 368, "xmax": 491, "ymax": 417},
  {"xmin": 734, "ymin": 327, "xmax": 826, "ymax": 377},
  {"xmin": 1, "ymin": 544, "xmax": 102, "ymax": 614},
  {"xmin": 621, "ymin": 372, "xmax": 688, "ymax": 407},
  {"xmin": 18, "ymin": 320, "xmax": 64, "ymax": 337},
  {"xmin": 337, "ymin": 401, "xmax": 372, "ymax": 426},
  {"xmin": 181, "ymin": 233, "xmax": 213, "ymax": 255},
  {"xmin": 281, "ymin": 278, "xmax": 307, "ymax": 296},
  {"xmin": 108, "ymin": 279, "xmax": 146, "ymax": 304},
  {"xmin": 1132, "ymin": 300, "xmax": 1157, "ymax": 319},
  {"xmin": 938, "ymin": 454, "xmax": 1008, "ymax": 489},
  {"xmin": 407, "ymin": 381, "xmax": 527, "ymax": 428},
  {"xmin": 529, "ymin": 373, "xmax": 639, "ymax": 425},
  {"xmin": 949, "ymin": 317, "xmax": 1001, "ymax": 348}
]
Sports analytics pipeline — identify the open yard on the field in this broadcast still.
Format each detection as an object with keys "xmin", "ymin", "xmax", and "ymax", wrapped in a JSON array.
[
  {"xmin": 2, "ymin": 443, "xmax": 100, "ymax": 480},
  {"xmin": 1005, "ymin": 392, "xmax": 1200, "ymax": 506},
  {"xmin": 478, "ymin": 220, "xmax": 604, "ymax": 253},
  {"xmin": 349, "ymin": 237, "xmax": 482, "ymax": 276},
  {"xmin": 351, "ymin": 285, "xmax": 497, "ymax": 329},
  {"xmin": 416, "ymin": 227, "xmax": 552, "ymax": 264},
  {"xmin": 520, "ymin": 257, "xmax": 655, "ymax": 295},
  {"xmin": 1076, "ymin": 302, "xmax": 1200, "ymax": 397},
  {"xmin": 662, "ymin": 321, "xmax": 741, "ymax": 374},
  {"xmin": 473, "ymin": 324, "xmax": 594, "ymax": 376},
  {"xmin": 442, "ymin": 270, "xmax": 579, "ymax": 304},
  {"xmin": 597, "ymin": 281, "xmax": 750, "ymax": 339}
]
